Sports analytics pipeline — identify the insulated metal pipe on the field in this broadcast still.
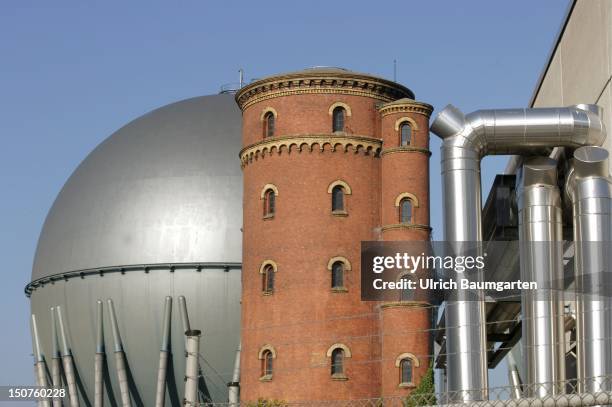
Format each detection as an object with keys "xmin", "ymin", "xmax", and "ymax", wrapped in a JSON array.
[
  {"xmin": 50, "ymin": 308, "xmax": 62, "ymax": 407},
  {"xmin": 56, "ymin": 306, "xmax": 80, "ymax": 407},
  {"xmin": 430, "ymin": 104, "xmax": 605, "ymax": 401},
  {"xmin": 31, "ymin": 314, "xmax": 51, "ymax": 407},
  {"xmin": 228, "ymin": 341, "xmax": 241, "ymax": 406},
  {"xmin": 154, "ymin": 297, "xmax": 172, "ymax": 407},
  {"xmin": 94, "ymin": 300, "xmax": 104, "ymax": 407},
  {"xmin": 566, "ymin": 145, "xmax": 612, "ymax": 393},
  {"xmin": 517, "ymin": 157, "xmax": 565, "ymax": 397},
  {"xmin": 106, "ymin": 299, "xmax": 131, "ymax": 407},
  {"xmin": 183, "ymin": 330, "xmax": 201, "ymax": 407}
]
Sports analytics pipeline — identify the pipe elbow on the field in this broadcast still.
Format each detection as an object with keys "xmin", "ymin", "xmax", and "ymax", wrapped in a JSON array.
[
  {"xmin": 430, "ymin": 104, "xmax": 466, "ymax": 140},
  {"xmin": 571, "ymin": 104, "xmax": 606, "ymax": 147},
  {"xmin": 566, "ymin": 146, "xmax": 611, "ymax": 203},
  {"xmin": 431, "ymin": 105, "xmax": 485, "ymax": 154}
]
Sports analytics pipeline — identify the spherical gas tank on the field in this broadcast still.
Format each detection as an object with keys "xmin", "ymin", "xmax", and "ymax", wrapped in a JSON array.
[{"xmin": 27, "ymin": 93, "xmax": 242, "ymax": 405}]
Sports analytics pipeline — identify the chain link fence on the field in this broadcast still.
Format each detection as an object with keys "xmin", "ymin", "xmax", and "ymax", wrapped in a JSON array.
[{"xmin": 187, "ymin": 376, "xmax": 612, "ymax": 407}]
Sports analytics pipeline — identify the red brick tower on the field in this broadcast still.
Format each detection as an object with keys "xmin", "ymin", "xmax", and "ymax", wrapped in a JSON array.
[
  {"xmin": 236, "ymin": 68, "xmax": 433, "ymax": 402},
  {"xmin": 378, "ymin": 99, "xmax": 434, "ymax": 398}
]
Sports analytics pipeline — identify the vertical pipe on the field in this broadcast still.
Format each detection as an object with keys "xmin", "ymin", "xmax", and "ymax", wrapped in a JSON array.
[
  {"xmin": 94, "ymin": 300, "xmax": 104, "ymax": 407},
  {"xmin": 154, "ymin": 297, "xmax": 172, "ymax": 407},
  {"xmin": 517, "ymin": 157, "xmax": 565, "ymax": 397},
  {"xmin": 31, "ymin": 314, "xmax": 51, "ymax": 407},
  {"xmin": 567, "ymin": 146, "xmax": 612, "ymax": 393},
  {"xmin": 507, "ymin": 353, "xmax": 523, "ymax": 399},
  {"xmin": 228, "ymin": 342, "xmax": 241, "ymax": 405},
  {"xmin": 430, "ymin": 103, "xmax": 605, "ymax": 401},
  {"xmin": 178, "ymin": 296, "xmax": 191, "ymax": 333},
  {"xmin": 31, "ymin": 314, "xmax": 44, "ymax": 366},
  {"xmin": 106, "ymin": 299, "xmax": 131, "ymax": 407},
  {"xmin": 440, "ymin": 141, "xmax": 488, "ymax": 401},
  {"xmin": 183, "ymin": 330, "xmax": 201, "ymax": 407},
  {"xmin": 50, "ymin": 308, "xmax": 62, "ymax": 407},
  {"xmin": 56, "ymin": 306, "xmax": 80, "ymax": 407}
]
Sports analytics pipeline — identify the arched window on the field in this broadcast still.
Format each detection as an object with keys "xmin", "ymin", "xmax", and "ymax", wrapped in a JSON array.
[
  {"xmin": 400, "ymin": 198, "xmax": 413, "ymax": 224},
  {"xmin": 262, "ymin": 264, "xmax": 275, "ymax": 294},
  {"xmin": 263, "ymin": 111, "xmax": 275, "ymax": 138},
  {"xmin": 262, "ymin": 350, "xmax": 273, "ymax": 377},
  {"xmin": 331, "ymin": 261, "xmax": 344, "ymax": 289},
  {"xmin": 400, "ymin": 358, "xmax": 413, "ymax": 384},
  {"xmin": 400, "ymin": 122, "xmax": 412, "ymax": 146},
  {"xmin": 332, "ymin": 185, "xmax": 344, "ymax": 212},
  {"xmin": 332, "ymin": 107, "xmax": 345, "ymax": 132},
  {"xmin": 263, "ymin": 189, "xmax": 275, "ymax": 217},
  {"xmin": 395, "ymin": 353, "xmax": 419, "ymax": 386},
  {"xmin": 331, "ymin": 348, "xmax": 344, "ymax": 375}
]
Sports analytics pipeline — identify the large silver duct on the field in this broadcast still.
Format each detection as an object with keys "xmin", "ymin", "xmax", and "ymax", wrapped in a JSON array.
[
  {"xmin": 517, "ymin": 157, "xmax": 565, "ymax": 397},
  {"xmin": 566, "ymin": 145, "xmax": 612, "ymax": 393},
  {"xmin": 430, "ymin": 104, "xmax": 605, "ymax": 401}
]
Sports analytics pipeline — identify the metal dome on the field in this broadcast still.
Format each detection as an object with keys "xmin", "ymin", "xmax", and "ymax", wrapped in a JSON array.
[
  {"xmin": 27, "ymin": 93, "xmax": 243, "ymax": 406},
  {"xmin": 31, "ymin": 93, "xmax": 243, "ymax": 281}
]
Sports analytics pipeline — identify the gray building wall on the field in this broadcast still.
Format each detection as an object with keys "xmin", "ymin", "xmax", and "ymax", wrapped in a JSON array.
[{"xmin": 532, "ymin": 0, "xmax": 612, "ymax": 154}]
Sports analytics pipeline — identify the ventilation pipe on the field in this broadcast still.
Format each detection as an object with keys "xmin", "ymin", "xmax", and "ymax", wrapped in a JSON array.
[
  {"xmin": 106, "ymin": 299, "xmax": 131, "ymax": 407},
  {"xmin": 430, "ymin": 104, "xmax": 605, "ymax": 401},
  {"xmin": 566, "ymin": 145, "xmax": 612, "ymax": 393},
  {"xmin": 507, "ymin": 352, "xmax": 523, "ymax": 399},
  {"xmin": 56, "ymin": 306, "xmax": 80, "ymax": 407},
  {"xmin": 49, "ymin": 307, "xmax": 62, "ymax": 407},
  {"xmin": 31, "ymin": 314, "xmax": 51, "ymax": 407},
  {"xmin": 155, "ymin": 297, "xmax": 172, "ymax": 407},
  {"xmin": 183, "ymin": 330, "xmax": 201, "ymax": 407},
  {"xmin": 94, "ymin": 300, "xmax": 104, "ymax": 407},
  {"xmin": 228, "ymin": 342, "xmax": 241, "ymax": 406},
  {"xmin": 517, "ymin": 157, "xmax": 565, "ymax": 397},
  {"xmin": 178, "ymin": 295, "xmax": 190, "ymax": 333}
]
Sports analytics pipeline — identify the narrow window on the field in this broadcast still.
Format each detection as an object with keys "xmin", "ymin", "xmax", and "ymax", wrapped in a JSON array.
[
  {"xmin": 331, "ymin": 348, "xmax": 344, "ymax": 375},
  {"xmin": 400, "ymin": 198, "xmax": 413, "ymax": 224},
  {"xmin": 400, "ymin": 358, "xmax": 413, "ymax": 384},
  {"xmin": 331, "ymin": 185, "xmax": 344, "ymax": 212},
  {"xmin": 262, "ymin": 264, "xmax": 275, "ymax": 293},
  {"xmin": 400, "ymin": 122, "xmax": 412, "ymax": 146},
  {"xmin": 263, "ymin": 112, "xmax": 275, "ymax": 138},
  {"xmin": 264, "ymin": 189, "xmax": 275, "ymax": 217},
  {"xmin": 262, "ymin": 350, "xmax": 273, "ymax": 377},
  {"xmin": 331, "ymin": 261, "xmax": 344, "ymax": 289},
  {"xmin": 332, "ymin": 107, "xmax": 345, "ymax": 132}
]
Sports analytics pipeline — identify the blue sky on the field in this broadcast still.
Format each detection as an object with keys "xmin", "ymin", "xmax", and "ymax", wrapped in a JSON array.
[{"xmin": 0, "ymin": 0, "xmax": 569, "ymax": 393}]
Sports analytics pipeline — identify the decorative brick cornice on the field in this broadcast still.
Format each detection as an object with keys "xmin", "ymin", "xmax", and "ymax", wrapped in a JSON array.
[
  {"xmin": 239, "ymin": 134, "xmax": 382, "ymax": 167},
  {"xmin": 381, "ymin": 223, "xmax": 431, "ymax": 232},
  {"xmin": 236, "ymin": 71, "xmax": 414, "ymax": 110},
  {"xmin": 381, "ymin": 146, "xmax": 432, "ymax": 157},
  {"xmin": 378, "ymin": 100, "xmax": 434, "ymax": 118}
]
